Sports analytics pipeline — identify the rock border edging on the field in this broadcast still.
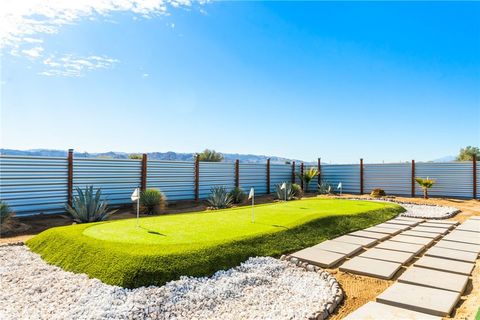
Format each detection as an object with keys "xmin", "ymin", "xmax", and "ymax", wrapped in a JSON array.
[{"xmin": 280, "ymin": 254, "xmax": 343, "ymax": 320}]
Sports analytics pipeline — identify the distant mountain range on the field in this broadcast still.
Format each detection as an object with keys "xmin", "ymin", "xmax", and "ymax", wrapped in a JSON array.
[
  {"xmin": 0, "ymin": 149, "xmax": 301, "ymax": 164},
  {"xmin": 431, "ymin": 155, "xmax": 456, "ymax": 162}
]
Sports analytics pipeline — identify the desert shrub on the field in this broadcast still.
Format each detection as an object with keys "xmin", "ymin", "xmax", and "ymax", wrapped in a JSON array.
[
  {"xmin": 0, "ymin": 201, "xmax": 14, "ymax": 225},
  {"xmin": 370, "ymin": 188, "xmax": 386, "ymax": 197},
  {"xmin": 140, "ymin": 189, "xmax": 167, "ymax": 214},
  {"xmin": 196, "ymin": 149, "xmax": 224, "ymax": 162},
  {"xmin": 291, "ymin": 183, "xmax": 303, "ymax": 198},
  {"xmin": 297, "ymin": 167, "xmax": 319, "ymax": 192},
  {"xmin": 128, "ymin": 154, "xmax": 143, "ymax": 160},
  {"xmin": 66, "ymin": 186, "xmax": 117, "ymax": 223},
  {"xmin": 415, "ymin": 177, "xmax": 436, "ymax": 199},
  {"xmin": 229, "ymin": 186, "xmax": 246, "ymax": 204},
  {"xmin": 207, "ymin": 186, "xmax": 232, "ymax": 209},
  {"xmin": 275, "ymin": 182, "xmax": 295, "ymax": 201},
  {"xmin": 318, "ymin": 180, "xmax": 335, "ymax": 194}
]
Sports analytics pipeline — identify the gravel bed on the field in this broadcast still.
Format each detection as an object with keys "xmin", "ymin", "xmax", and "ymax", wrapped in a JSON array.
[{"xmin": 0, "ymin": 245, "xmax": 339, "ymax": 320}]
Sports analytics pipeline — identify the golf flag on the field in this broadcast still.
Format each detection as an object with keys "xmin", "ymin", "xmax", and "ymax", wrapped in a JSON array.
[
  {"xmin": 131, "ymin": 188, "xmax": 140, "ymax": 201},
  {"xmin": 280, "ymin": 182, "xmax": 286, "ymax": 190},
  {"xmin": 337, "ymin": 182, "xmax": 342, "ymax": 190},
  {"xmin": 248, "ymin": 187, "xmax": 255, "ymax": 200}
]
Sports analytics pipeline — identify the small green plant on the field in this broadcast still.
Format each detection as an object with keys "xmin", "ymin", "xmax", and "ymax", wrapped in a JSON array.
[
  {"xmin": 297, "ymin": 167, "xmax": 319, "ymax": 192},
  {"xmin": 207, "ymin": 186, "xmax": 232, "ymax": 209},
  {"xmin": 128, "ymin": 153, "xmax": 143, "ymax": 160},
  {"xmin": 229, "ymin": 186, "xmax": 246, "ymax": 204},
  {"xmin": 140, "ymin": 189, "xmax": 167, "ymax": 214},
  {"xmin": 66, "ymin": 186, "xmax": 117, "ymax": 223},
  {"xmin": 318, "ymin": 180, "xmax": 334, "ymax": 194},
  {"xmin": 291, "ymin": 183, "xmax": 303, "ymax": 198},
  {"xmin": 275, "ymin": 182, "xmax": 295, "ymax": 201},
  {"xmin": 415, "ymin": 177, "xmax": 436, "ymax": 199},
  {"xmin": 370, "ymin": 188, "xmax": 386, "ymax": 198},
  {"xmin": 0, "ymin": 201, "xmax": 14, "ymax": 225},
  {"xmin": 196, "ymin": 149, "xmax": 224, "ymax": 162}
]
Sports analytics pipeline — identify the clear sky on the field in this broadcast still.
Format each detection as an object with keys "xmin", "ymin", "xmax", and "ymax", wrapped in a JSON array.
[{"xmin": 1, "ymin": 1, "xmax": 479, "ymax": 163}]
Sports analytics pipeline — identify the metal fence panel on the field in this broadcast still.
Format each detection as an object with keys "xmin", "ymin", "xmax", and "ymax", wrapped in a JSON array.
[
  {"xmin": 0, "ymin": 156, "xmax": 68, "ymax": 216},
  {"xmin": 322, "ymin": 164, "xmax": 360, "ymax": 194},
  {"xmin": 364, "ymin": 163, "xmax": 411, "ymax": 196},
  {"xmin": 199, "ymin": 162, "xmax": 235, "ymax": 199},
  {"xmin": 239, "ymin": 163, "xmax": 268, "ymax": 195},
  {"xmin": 73, "ymin": 158, "xmax": 142, "ymax": 206},
  {"xmin": 270, "ymin": 164, "xmax": 292, "ymax": 194},
  {"xmin": 147, "ymin": 160, "xmax": 195, "ymax": 201},
  {"xmin": 415, "ymin": 162, "xmax": 473, "ymax": 198}
]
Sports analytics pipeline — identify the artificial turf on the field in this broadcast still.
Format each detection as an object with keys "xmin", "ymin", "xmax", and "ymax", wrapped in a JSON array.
[{"xmin": 27, "ymin": 198, "xmax": 404, "ymax": 288}]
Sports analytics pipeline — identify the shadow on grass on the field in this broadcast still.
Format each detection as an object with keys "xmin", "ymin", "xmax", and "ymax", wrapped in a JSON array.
[{"xmin": 139, "ymin": 226, "xmax": 166, "ymax": 236}]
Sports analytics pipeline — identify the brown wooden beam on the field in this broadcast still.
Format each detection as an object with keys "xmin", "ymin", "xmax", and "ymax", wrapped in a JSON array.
[
  {"xmin": 194, "ymin": 155, "xmax": 200, "ymax": 201},
  {"xmin": 300, "ymin": 162, "xmax": 305, "ymax": 190},
  {"xmin": 235, "ymin": 159, "xmax": 240, "ymax": 188},
  {"xmin": 411, "ymin": 160, "xmax": 416, "ymax": 198},
  {"xmin": 141, "ymin": 153, "xmax": 147, "ymax": 191},
  {"xmin": 266, "ymin": 158, "xmax": 271, "ymax": 194},
  {"xmin": 360, "ymin": 158, "xmax": 364, "ymax": 195},
  {"xmin": 67, "ymin": 149, "xmax": 73, "ymax": 206},
  {"xmin": 473, "ymin": 156, "xmax": 477, "ymax": 199},
  {"xmin": 291, "ymin": 161, "xmax": 296, "ymax": 183}
]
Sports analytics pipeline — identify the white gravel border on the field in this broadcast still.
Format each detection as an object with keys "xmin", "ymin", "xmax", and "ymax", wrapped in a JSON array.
[{"xmin": 0, "ymin": 244, "xmax": 342, "ymax": 320}]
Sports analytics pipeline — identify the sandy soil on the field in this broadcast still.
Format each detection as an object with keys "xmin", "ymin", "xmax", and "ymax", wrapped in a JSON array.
[{"xmin": 1, "ymin": 194, "xmax": 479, "ymax": 319}]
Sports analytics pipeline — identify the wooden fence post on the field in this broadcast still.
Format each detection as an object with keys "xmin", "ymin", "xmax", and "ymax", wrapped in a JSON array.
[
  {"xmin": 291, "ymin": 161, "xmax": 296, "ymax": 183},
  {"xmin": 235, "ymin": 159, "xmax": 240, "ymax": 188},
  {"xmin": 67, "ymin": 149, "xmax": 74, "ymax": 206},
  {"xmin": 360, "ymin": 158, "xmax": 364, "ymax": 195},
  {"xmin": 318, "ymin": 158, "xmax": 321, "ymax": 185},
  {"xmin": 474, "ymin": 157, "xmax": 477, "ymax": 200},
  {"xmin": 141, "ymin": 153, "xmax": 147, "ymax": 191},
  {"xmin": 266, "ymin": 158, "xmax": 271, "ymax": 194},
  {"xmin": 300, "ymin": 162, "xmax": 305, "ymax": 190},
  {"xmin": 194, "ymin": 155, "xmax": 200, "ymax": 201},
  {"xmin": 411, "ymin": 160, "xmax": 416, "ymax": 198}
]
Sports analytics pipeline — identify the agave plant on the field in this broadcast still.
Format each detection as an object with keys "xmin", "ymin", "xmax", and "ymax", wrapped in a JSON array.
[
  {"xmin": 196, "ymin": 149, "xmax": 224, "ymax": 162},
  {"xmin": 415, "ymin": 177, "xmax": 436, "ymax": 199},
  {"xmin": 297, "ymin": 167, "xmax": 319, "ymax": 192},
  {"xmin": 0, "ymin": 201, "xmax": 14, "ymax": 225},
  {"xmin": 275, "ymin": 182, "xmax": 295, "ymax": 201},
  {"xmin": 140, "ymin": 189, "xmax": 167, "ymax": 215},
  {"xmin": 207, "ymin": 186, "xmax": 232, "ymax": 209},
  {"xmin": 229, "ymin": 186, "xmax": 246, "ymax": 204},
  {"xmin": 66, "ymin": 186, "xmax": 116, "ymax": 223},
  {"xmin": 318, "ymin": 180, "xmax": 334, "ymax": 194}
]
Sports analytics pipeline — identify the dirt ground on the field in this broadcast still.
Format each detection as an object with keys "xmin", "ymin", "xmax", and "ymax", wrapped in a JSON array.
[{"xmin": 1, "ymin": 194, "xmax": 479, "ymax": 319}]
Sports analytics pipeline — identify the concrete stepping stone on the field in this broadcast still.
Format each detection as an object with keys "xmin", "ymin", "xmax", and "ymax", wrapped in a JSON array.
[
  {"xmin": 359, "ymin": 247, "xmax": 415, "ymax": 264},
  {"xmin": 376, "ymin": 282, "xmax": 461, "ymax": 317},
  {"xmin": 398, "ymin": 266, "xmax": 469, "ymax": 293},
  {"xmin": 425, "ymin": 246, "xmax": 478, "ymax": 263},
  {"xmin": 425, "ymin": 220, "xmax": 458, "ymax": 226},
  {"xmin": 339, "ymin": 256, "xmax": 402, "ymax": 279},
  {"xmin": 401, "ymin": 230, "xmax": 442, "ymax": 240},
  {"xmin": 387, "ymin": 219, "xmax": 419, "ymax": 227},
  {"xmin": 343, "ymin": 301, "xmax": 441, "ymax": 320},
  {"xmin": 414, "ymin": 256, "xmax": 475, "ymax": 275},
  {"xmin": 456, "ymin": 224, "xmax": 480, "ymax": 233},
  {"xmin": 395, "ymin": 217, "xmax": 425, "ymax": 223},
  {"xmin": 411, "ymin": 226, "xmax": 448, "ymax": 235},
  {"xmin": 375, "ymin": 240, "xmax": 425, "ymax": 255},
  {"xmin": 419, "ymin": 222, "xmax": 453, "ymax": 230},
  {"xmin": 333, "ymin": 235, "xmax": 378, "ymax": 247},
  {"xmin": 435, "ymin": 239, "xmax": 480, "ymax": 255},
  {"xmin": 376, "ymin": 223, "xmax": 410, "ymax": 231},
  {"xmin": 389, "ymin": 234, "xmax": 434, "ymax": 247},
  {"xmin": 468, "ymin": 216, "xmax": 480, "ymax": 221},
  {"xmin": 444, "ymin": 231, "xmax": 480, "ymax": 245},
  {"xmin": 312, "ymin": 240, "xmax": 363, "ymax": 256},
  {"xmin": 290, "ymin": 247, "xmax": 346, "ymax": 268},
  {"xmin": 365, "ymin": 226, "xmax": 402, "ymax": 235},
  {"xmin": 349, "ymin": 230, "xmax": 390, "ymax": 241}
]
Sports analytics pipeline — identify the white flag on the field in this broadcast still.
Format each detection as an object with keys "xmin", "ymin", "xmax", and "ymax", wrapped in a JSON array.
[
  {"xmin": 248, "ymin": 187, "xmax": 255, "ymax": 199},
  {"xmin": 337, "ymin": 182, "xmax": 342, "ymax": 190},
  {"xmin": 131, "ymin": 188, "xmax": 140, "ymax": 201},
  {"xmin": 280, "ymin": 182, "xmax": 286, "ymax": 190}
]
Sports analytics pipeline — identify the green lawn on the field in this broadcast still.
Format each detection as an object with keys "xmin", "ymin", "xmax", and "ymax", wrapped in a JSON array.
[{"xmin": 27, "ymin": 198, "xmax": 404, "ymax": 288}]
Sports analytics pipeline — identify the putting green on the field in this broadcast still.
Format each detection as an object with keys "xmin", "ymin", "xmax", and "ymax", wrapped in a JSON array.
[{"xmin": 27, "ymin": 198, "xmax": 404, "ymax": 288}]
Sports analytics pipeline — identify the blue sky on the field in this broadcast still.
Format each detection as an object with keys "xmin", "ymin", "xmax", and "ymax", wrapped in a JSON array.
[{"xmin": 1, "ymin": 1, "xmax": 479, "ymax": 163}]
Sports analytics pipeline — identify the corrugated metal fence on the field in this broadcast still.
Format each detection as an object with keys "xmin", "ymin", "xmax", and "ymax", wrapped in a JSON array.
[{"xmin": 0, "ymin": 155, "xmax": 477, "ymax": 216}]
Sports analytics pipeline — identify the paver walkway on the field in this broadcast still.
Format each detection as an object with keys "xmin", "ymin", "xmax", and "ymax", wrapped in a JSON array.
[{"xmin": 290, "ymin": 216, "xmax": 479, "ymax": 319}]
